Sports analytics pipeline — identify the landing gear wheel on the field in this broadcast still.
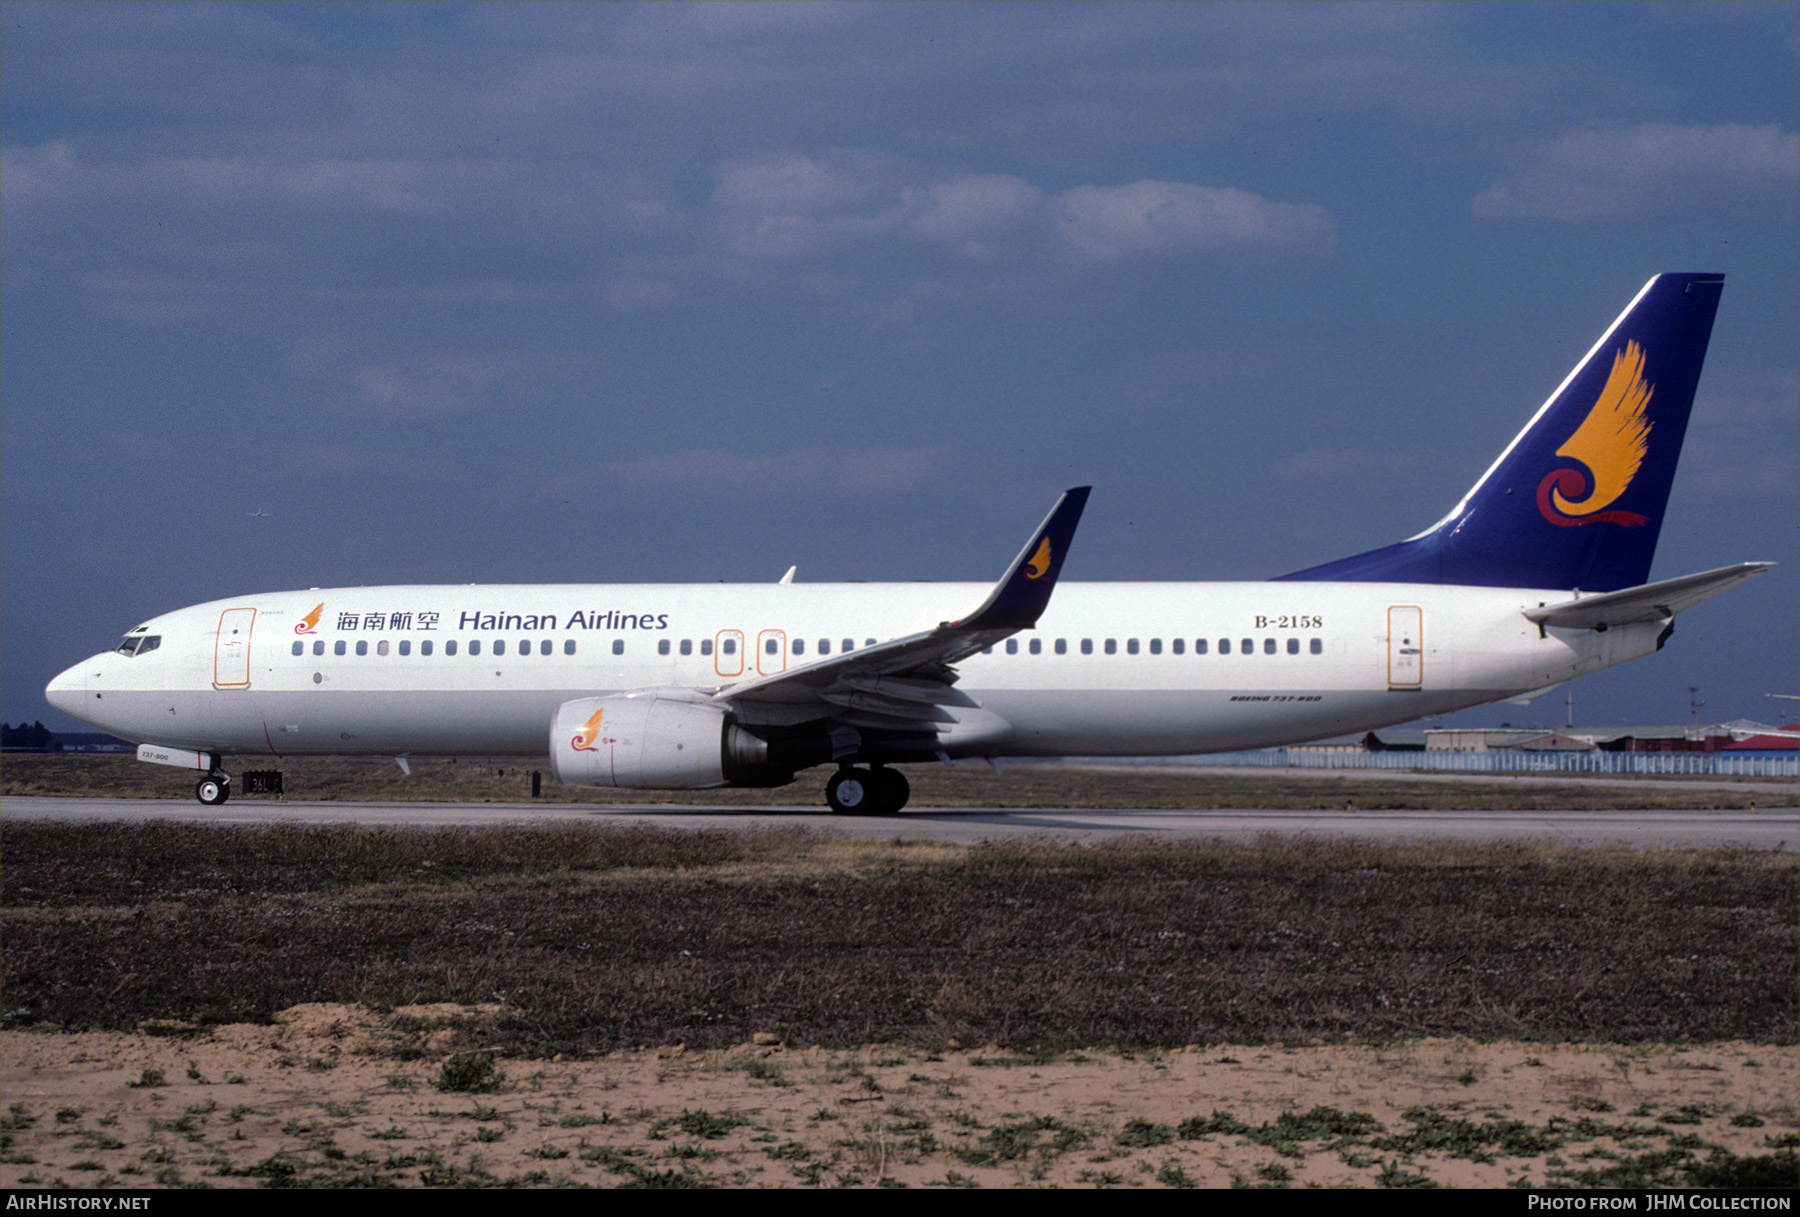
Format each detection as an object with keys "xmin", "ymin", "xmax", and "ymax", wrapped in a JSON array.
[
  {"xmin": 826, "ymin": 768, "xmax": 873, "ymax": 814},
  {"xmin": 196, "ymin": 776, "xmax": 231, "ymax": 806},
  {"xmin": 871, "ymin": 766, "xmax": 910, "ymax": 814}
]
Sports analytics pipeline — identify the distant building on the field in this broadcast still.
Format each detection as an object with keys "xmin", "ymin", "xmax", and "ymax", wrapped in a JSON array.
[
  {"xmin": 1295, "ymin": 720, "xmax": 1794, "ymax": 755},
  {"xmin": 0, "ymin": 724, "xmax": 134, "ymax": 753}
]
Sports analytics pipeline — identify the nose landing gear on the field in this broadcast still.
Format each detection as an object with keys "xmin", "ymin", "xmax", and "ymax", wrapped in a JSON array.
[
  {"xmin": 196, "ymin": 773, "xmax": 231, "ymax": 805},
  {"xmin": 825, "ymin": 765, "xmax": 910, "ymax": 815}
]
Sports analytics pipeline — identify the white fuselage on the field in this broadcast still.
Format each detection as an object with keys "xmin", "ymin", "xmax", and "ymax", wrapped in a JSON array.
[{"xmin": 47, "ymin": 580, "xmax": 1656, "ymax": 762}]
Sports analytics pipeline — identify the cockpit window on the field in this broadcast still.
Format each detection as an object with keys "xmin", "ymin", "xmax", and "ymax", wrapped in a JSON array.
[{"xmin": 116, "ymin": 634, "xmax": 161, "ymax": 657}]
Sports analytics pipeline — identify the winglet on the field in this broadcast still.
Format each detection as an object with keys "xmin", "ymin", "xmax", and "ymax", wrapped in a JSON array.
[{"xmin": 955, "ymin": 487, "xmax": 1091, "ymax": 632}]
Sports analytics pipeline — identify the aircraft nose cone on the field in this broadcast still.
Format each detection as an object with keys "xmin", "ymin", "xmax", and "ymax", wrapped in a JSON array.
[{"xmin": 45, "ymin": 660, "xmax": 91, "ymax": 718}]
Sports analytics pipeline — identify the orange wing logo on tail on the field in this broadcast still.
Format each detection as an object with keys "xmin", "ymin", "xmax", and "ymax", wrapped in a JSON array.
[
  {"xmin": 1537, "ymin": 341, "xmax": 1654, "ymax": 528},
  {"xmin": 294, "ymin": 603, "xmax": 324, "ymax": 634},
  {"xmin": 1023, "ymin": 537, "xmax": 1053, "ymax": 580},
  {"xmin": 571, "ymin": 708, "xmax": 605, "ymax": 752}
]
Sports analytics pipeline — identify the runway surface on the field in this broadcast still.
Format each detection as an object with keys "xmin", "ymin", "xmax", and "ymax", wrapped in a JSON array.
[{"xmin": 5, "ymin": 796, "xmax": 1793, "ymax": 848}]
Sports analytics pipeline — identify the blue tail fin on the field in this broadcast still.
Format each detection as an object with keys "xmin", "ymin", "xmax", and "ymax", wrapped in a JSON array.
[{"xmin": 1276, "ymin": 273, "xmax": 1724, "ymax": 591}]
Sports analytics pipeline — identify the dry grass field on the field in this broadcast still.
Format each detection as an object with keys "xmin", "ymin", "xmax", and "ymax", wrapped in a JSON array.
[
  {"xmin": 4, "ymin": 760, "xmax": 1794, "ymax": 1188},
  {"xmin": 3, "ymin": 1012, "xmax": 1794, "ymax": 1189}
]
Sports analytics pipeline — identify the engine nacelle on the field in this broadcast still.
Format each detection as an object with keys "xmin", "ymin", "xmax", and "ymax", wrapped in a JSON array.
[{"xmin": 549, "ymin": 693, "xmax": 768, "ymax": 789}]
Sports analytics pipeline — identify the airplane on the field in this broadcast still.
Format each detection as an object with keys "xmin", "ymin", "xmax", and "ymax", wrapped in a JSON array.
[{"xmin": 46, "ymin": 273, "xmax": 1774, "ymax": 814}]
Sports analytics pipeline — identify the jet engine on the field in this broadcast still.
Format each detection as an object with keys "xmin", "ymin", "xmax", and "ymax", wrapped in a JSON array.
[{"xmin": 548, "ymin": 692, "xmax": 804, "ymax": 789}]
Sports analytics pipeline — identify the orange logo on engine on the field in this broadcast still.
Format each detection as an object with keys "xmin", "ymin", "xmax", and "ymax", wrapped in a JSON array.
[
  {"xmin": 571, "ymin": 708, "xmax": 604, "ymax": 752},
  {"xmin": 1023, "ymin": 537, "xmax": 1053, "ymax": 580},
  {"xmin": 294, "ymin": 604, "xmax": 323, "ymax": 634},
  {"xmin": 1537, "ymin": 340, "xmax": 1654, "ymax": 528}
]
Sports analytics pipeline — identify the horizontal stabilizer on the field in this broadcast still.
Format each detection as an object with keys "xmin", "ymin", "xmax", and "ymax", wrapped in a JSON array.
[
  {"xmin": 1504, "ymin": 681, "xmax": 1567, "ymax": 705},
  {"xmin": 1524, "ymin": 562, "xmax": 1774, "ymax": 631}
]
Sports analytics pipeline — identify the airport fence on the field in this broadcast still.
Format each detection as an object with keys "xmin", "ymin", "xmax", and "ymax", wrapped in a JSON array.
[{"xmin": 1098, "ymin": 749, "xmax": 1799, "ymax": 778}]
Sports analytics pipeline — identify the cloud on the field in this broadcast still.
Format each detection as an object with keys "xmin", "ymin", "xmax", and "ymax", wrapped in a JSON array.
[
  {"xmin": 1680, "ymin": 368, "xmax": 1800, "ymax": 497},
  {"xmin": 1053, "ymin": 181, "xmax": 1337, "ymax": 264},
  {"xmin": 707, "ymin": 151, "xmax": 1334, "ymax": 270},
  {"xmin": 595, "ymin": 445, "xmax": 957, "ymax": 495},
  {"xmin": 1473, "ymin": 123, "xmax": 1800, "ymax": 221},
  {"xmin": 289, "ymin": 339, "xmax": 534, "ymax": 420}
]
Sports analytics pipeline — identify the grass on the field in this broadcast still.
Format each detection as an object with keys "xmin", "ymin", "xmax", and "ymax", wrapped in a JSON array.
[{"xmin": 3, "ymin": 823, "xmax": 1793, "ymax": 1053}]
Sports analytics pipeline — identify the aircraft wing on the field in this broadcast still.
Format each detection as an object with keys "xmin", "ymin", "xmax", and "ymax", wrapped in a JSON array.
[
  {"xmin": 712, "ymin": 487, "xmax": 1090, "ymax": 727},
  {"xmin": 1523, "ymin": 562, "xmax": 1775, "ymax": 631}
]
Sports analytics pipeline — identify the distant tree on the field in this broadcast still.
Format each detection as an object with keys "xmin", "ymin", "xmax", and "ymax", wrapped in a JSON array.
[{"xmin": 1, "ymin": 721, "xmax": 54, "ymax": 750}]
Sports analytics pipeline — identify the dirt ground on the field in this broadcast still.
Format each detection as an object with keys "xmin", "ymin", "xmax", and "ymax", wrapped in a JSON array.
[{"xmin": 2, "ymin": 1004, "xmax": 1793, "ymax": 1189}]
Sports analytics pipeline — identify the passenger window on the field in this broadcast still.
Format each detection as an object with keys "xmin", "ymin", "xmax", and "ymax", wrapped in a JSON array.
[
  {"xmin": 722, "ymin": 638, "xmax": 736, "ymax": 655},
  {"xmin": 612, "ymin": 639, "xmax": 625, "ymax": 655},
  {"xmin": 1218, "ymin": 639, "xmax": 1229, "ymax": 655},
  {"xmin": 701, "ymin": 639, "xmax": 714, "ymax": 656},
  {"xmin": 983, "ymin": 647, "xmax": 993, "ymax": 655},
  {"xmin": 1193, "ymin": 638, "xmax": 1206, "ymax": 654},
  {"xmin": 1264, "ymin": 638, "xmax": 1276, "ymax": 655},
  {"xmin": 1310, "ymin": 638, "xmax": 1322, "ymax": 654},
  {"xmin": 1149, "ymin": 639, "xmax": 1161, "ymax": 655},
  {"xmin": 793, "ymin": 639, "xmax": 805, "ymax": 656},
  {"xmin": 399, "ymin": 640, "xmax": 411, "ymax": 656},
  {"xmin": 519, "ymin": 639, "xmax": 530, "ymax": 655},
  {"xmin": 1081, "ymin": 639, "xmax": 1093, "ymax": 655},
  {"xmin": 446, "ymin": 640, "xmax": 458, "ymax": 656},
  {"xmin": 1029, "ymin": 638, "xmax": 1041, "ymax": 655},
  {"xmin": 313, "ymin": 640, "xmax": 325, "ymax": 656},
  {"xmin": 1054, "ymin": 639, "xmax": 1067, "ymax": 654},
  {"xmin": 865, "ymin": 639, "xmax": 875, "ymax": 648},
  {"xmin": 680, "ymin": 639, "xmax": 692, "ymax": 655},
  {"xmin": 842, "ymin": 639, "xmax": 854, "ymax": 652},
  {"xmin": 291, "ymin": 641, "xmax": 303, "ymax": 656},
  {"xmin": 658, "ymin": 639, "xmax": 671, "ymax": 655},
  {"xmin": 1172, "ymin": 639, "xmax": 1183, "ymax": 655},
  {"xmin": 1127, "ymin": 639, "xmax": 1139, "ymax": 655},
  {"xmin": 1005, "ymin": 639, "xmax": 1018, "ymax": 655},
  {"xmin": 335, "ymin": 641, "xmax": 347, "ymax": 656},
  {"xmin": 422, "ymin": 640, "xmax": 434, "ymax": 656},
  {"xmin": 564, "ymin": 639, "xmax": 576, "ymax": 655},
  {"xmin": 765, "ymin": 638, "xmax": 778, "ymax": 655},
  {"xmin": 470, "ymin": 640, "xmax": 481, "ymax": 656},
  {"xmin": 1287, "ymin": 637, "xmax": 1299, "ymax": 654},
  {"xmin": 356, "ymin": 640, "xmax": 368, "ymax": 656},
  {"xmin": 494, "ymin": 640, "xmax": 506, "ymax": 656},
  {"xmin": 819, "ymin": 639, "xmax": 830, "ymax": 655},
  {"xmin": 1104, "ymin": 639, "xmax": 1117, "ymax": 655},
  {"xmin": 1242, "ymin": 638, "xmax": 1254, "ymax": 654},
  {"xmin": 541, "ymin": 639, "xmax": 552, "ymax": 656},
  {"xmin": 377, "ymin": 640, "xmax": 390, "ymax": 656}
]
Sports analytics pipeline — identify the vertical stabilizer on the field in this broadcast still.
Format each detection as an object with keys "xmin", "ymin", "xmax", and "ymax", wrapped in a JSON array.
[{"xmin": 1277, "ymin": 274, "xmax": 1724, "ymax": 591}]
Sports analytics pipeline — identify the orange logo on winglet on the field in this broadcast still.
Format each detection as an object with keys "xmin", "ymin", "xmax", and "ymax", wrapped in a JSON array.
[
  {"xmin": 295, "ymin": 604, "xmax": 323, "ymax": 634},
  {"xmin": 1537, "ymin": 340, "xmax": 1654, "ymax": 528},
  {"xmin": 1023, "ymin": 537, "xmax": 1053, "ymax": 580},
  {"xmin": 571, "ymin": 708, "xmax": 605, "ymax": 752}
]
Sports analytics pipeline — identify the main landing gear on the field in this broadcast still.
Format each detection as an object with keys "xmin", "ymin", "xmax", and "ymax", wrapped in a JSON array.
[
  {"xmin": 196, "ymin": 772, "xmax": 232, "ymax": 806},
  {"xmin": 825, "ymin": 765, "xmax": 910, "ymax": 815}
]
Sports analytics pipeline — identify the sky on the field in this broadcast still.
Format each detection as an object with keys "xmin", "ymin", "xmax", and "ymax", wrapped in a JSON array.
[{"xmin": 4, "ymin": 1, "xmax": 1796, "ymax": 734}]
